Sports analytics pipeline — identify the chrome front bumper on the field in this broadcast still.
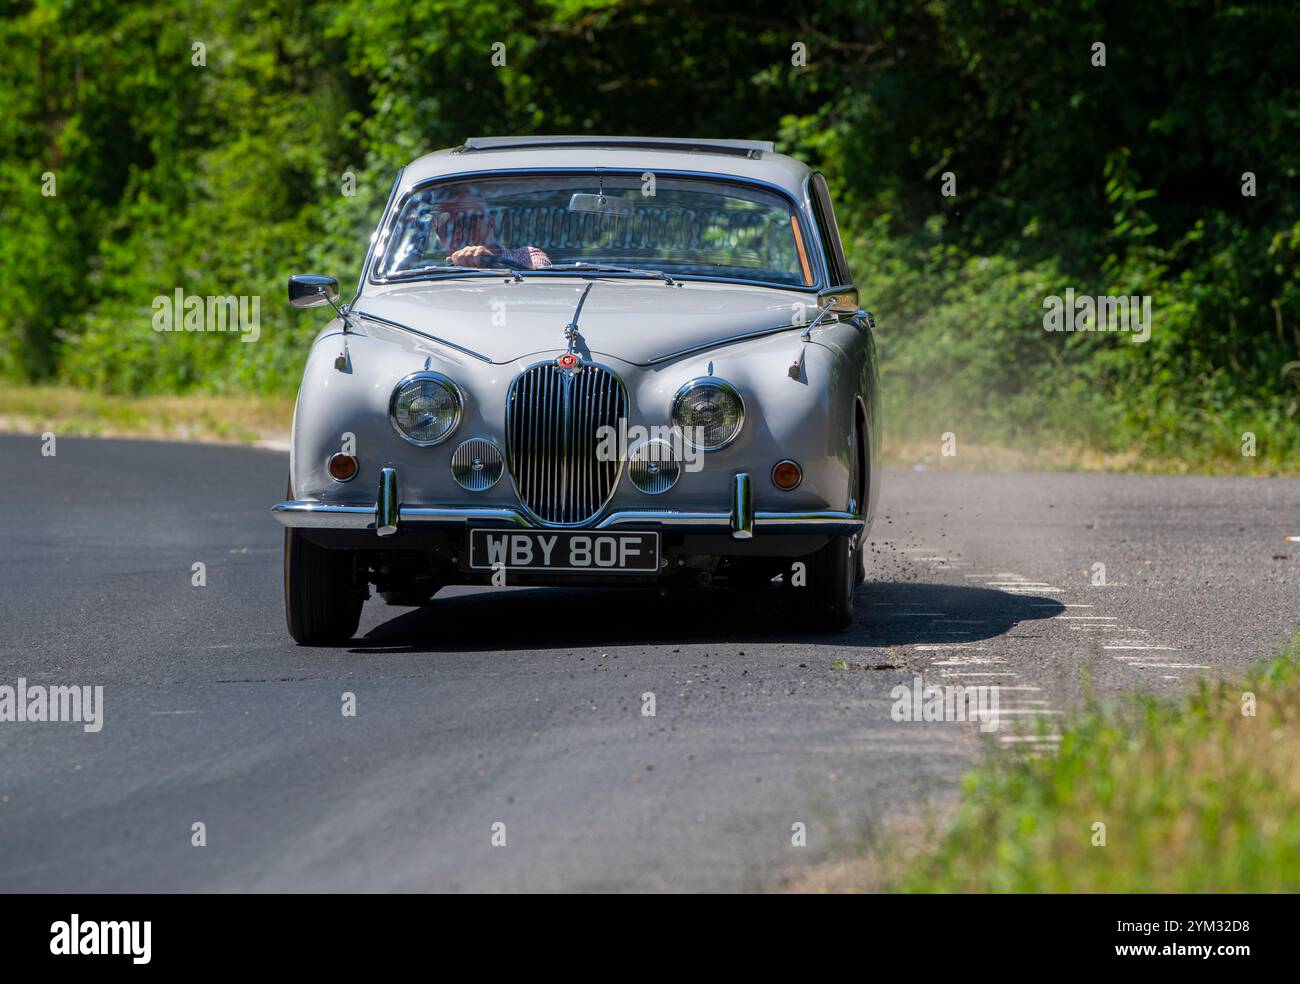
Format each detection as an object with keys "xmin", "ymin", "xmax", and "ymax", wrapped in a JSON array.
[{"xmin": 272, "ymin": 470, "xmax": 862, "ymax": 540}]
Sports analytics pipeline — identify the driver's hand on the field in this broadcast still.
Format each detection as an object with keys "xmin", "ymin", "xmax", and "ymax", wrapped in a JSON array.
[{"xmin": 448, "ymin": 245, "xmax": 494, "ymax": 267}]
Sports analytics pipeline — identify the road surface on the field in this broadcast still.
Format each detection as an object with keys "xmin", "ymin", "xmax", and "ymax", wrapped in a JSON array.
[{"xmin": 1, "ymin": 435, "xmax": 1296, "ymax": 891}]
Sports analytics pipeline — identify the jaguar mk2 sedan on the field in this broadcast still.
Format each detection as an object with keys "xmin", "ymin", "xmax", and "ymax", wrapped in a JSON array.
[{"xmin": 273, "ymin": 136, "xmax": 879, "ymax": 644}]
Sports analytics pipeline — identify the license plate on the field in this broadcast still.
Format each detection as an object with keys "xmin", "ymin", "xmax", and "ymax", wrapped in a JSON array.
[{"xmin": 469, "ymin": 529, "xmax": 659, "ymax": 572}]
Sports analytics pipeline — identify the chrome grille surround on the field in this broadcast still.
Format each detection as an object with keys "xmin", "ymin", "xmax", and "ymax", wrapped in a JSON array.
[{"xmin": 505, "ymin": 361, "xmax": 629, "ymax": 526}]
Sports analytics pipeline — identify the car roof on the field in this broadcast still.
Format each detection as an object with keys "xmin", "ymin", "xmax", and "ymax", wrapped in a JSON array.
[{"xmin": 398, "ymin": 136, "xmax": 813, "ymax": 199}]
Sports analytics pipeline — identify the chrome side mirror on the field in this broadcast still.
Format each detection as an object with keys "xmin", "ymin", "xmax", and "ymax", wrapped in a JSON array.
[
  {"xmin": 817, "ymin": 284, "xmax": 860, "ymax": 314},
  {"xmin": 289, "ymin": 274, "xmax": 340, "ymax": 309}
]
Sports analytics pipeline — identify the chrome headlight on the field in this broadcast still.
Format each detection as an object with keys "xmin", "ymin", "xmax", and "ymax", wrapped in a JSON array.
[
  {"xmin": 671, "ymin": 377, "xmax": 744, "ymax": 451},
  {"xmin": 389, "ymin": 371, "xmax": 463, "ymax": 446}
]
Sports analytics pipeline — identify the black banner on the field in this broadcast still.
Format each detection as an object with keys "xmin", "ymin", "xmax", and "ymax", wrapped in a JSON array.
[{"xmin": 0, "ymin": 894, "xmax": 1280, "ymax": 971}]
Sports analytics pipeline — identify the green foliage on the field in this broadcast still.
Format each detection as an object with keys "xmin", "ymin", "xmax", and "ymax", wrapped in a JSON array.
[
  {"xmin": 1, "ymin": 0, "xmax": 1297, "ymax": 463},
  {"xmin": 902, "ymin": 640, "xmax": 1300, "ymax": 892}
]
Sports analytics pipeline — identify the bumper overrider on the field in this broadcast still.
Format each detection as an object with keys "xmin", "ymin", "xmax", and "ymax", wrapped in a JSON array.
[{"xmin": 272, "ymin": 469, "xmax": 863, "ymax": 540}]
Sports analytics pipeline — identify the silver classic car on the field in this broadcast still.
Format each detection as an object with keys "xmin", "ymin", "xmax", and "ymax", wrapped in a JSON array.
[{"xmin": 273, "ymin": 136, "xmax": 879, "ymax": 644}]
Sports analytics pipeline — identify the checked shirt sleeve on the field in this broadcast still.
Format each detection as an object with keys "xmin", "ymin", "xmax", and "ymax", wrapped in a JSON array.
[{"xmin": 494, "ymin": 245, "xmax": 551, "ymax": 270}]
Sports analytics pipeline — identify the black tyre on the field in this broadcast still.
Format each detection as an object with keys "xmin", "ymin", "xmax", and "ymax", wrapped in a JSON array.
[
  {"xmin": 852, "ymin": 414, "xmax": 869, "ymax": 587},
  {"xmin": 801, "ymin": 535, "xmax": 857, "ymax": 632},
  {"xmin": 284, "ymin": 527, "xmax": 364, "ymax": 645}
]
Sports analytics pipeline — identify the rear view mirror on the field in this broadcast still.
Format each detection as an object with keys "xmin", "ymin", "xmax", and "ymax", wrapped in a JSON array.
[{"xmin": 568, "ymin": 193, "xmax": 634, "ymax": 217}]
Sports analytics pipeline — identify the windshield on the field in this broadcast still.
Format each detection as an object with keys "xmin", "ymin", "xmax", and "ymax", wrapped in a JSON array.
[{"xmin": 374, "ymin": 172, "xmax": 817, "ymax": 287}]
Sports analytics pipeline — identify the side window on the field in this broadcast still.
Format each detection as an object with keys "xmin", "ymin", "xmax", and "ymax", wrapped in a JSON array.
[{"xmin": 810, "ymin": 173, "xmax": 852, "ymax": 285}]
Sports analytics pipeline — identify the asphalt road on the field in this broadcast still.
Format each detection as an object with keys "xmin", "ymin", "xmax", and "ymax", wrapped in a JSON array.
[{"xmin": 1, "ymin": 434, "xmax": 1297, "ymax": 891}]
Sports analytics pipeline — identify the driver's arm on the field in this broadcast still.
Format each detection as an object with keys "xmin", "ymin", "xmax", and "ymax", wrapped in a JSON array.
[
  {"xmin": 498, "ymin": 245, "xmax": 550, "ymax": 270},
  {"xmin": 447, "ymin": 244, "xmax": 551, "ymax": 270}
]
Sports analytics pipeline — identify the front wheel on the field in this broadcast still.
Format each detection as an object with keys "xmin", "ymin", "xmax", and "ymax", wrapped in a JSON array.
[
  {"xmin": 284, "ymin": 527, "xmax": 364, "ymax": 645},
  {"xmin": 800, "ymin": 536, "xmax": 857, "ymax": 632}
]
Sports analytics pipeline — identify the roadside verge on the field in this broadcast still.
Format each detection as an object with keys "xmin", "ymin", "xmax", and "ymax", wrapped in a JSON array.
[
  {"xmin": 0, "ymin": 386, "xmax": 292, "ymax": 450},
  {"xmin": 898, "ymin": 638, "xmax": 1300, "ymax": 891}
]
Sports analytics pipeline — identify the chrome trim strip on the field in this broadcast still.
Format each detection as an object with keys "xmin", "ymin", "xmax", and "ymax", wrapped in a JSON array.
[
  {"xmin": 347, "ymin": 167, "xmax": 404, "ymax": 310},
  {"xmin": 403, "ymin": 506, "xmax": 531, "ymax": 527},
  {"xmin": 272, "ymin": 502, "xmax": 376, "ymax": 530},
  {"xmin": 599, "ymin": 509, "xmax": 863, "ymax": 533},
  {"xmin": 376, "ymin": 468, "xmax": 399, "ymax": 536},
  {"xmin": 752, "ymin": 510, "xmax": 862, "ymax": 531},
  {"xmin": 377, "ymin": 270, "xmax": 821, "ymax": 293},
  {"xmin": 355, "ymin": 312, "xmax": 494, "ymax": 364},
  {"xmin": 801, "ymin": 173, "xmax": 833, "ymax": 287},
  {"xmin": 459, "ymin": 136, "xmax": 776, "ymax": 155},
  {"xmin": 731, "ymin": 473, "xmax": 754, "ymax": 540},
  {"xmin": 271, "ymin": 501, "xmax": 863, "ymax": 535},
  {"xmin": 648, "ymin": 321, "xmax": 811, "ymax": 365}
]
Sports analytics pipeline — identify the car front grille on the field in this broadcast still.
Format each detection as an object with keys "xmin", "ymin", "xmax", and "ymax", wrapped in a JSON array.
[{"xmin": 505, "ymin": 362, "xmax": 628, "ymax": 526}]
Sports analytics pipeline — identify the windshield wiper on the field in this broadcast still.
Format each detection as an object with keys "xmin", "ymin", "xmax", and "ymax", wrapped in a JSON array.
[
  {"xmin": 540, "ymin": 262, "xmax": 676, "ymax": 286},
  {"xmin": 398, "ymin": 263, "xmax": 523, "ymax": 282}
]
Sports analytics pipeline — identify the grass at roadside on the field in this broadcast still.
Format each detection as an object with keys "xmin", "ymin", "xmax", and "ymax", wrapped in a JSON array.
[
  {"xmin": 899, "ymin": 640, "xmax": 1300, "ymax": 892},
  {"xmin": 880, "ymin": 437, "xmax": 1299, "ymax": 475},
  {"xmin": 0, "ymin": 386, "xmax": 293, "ymax": 446}
]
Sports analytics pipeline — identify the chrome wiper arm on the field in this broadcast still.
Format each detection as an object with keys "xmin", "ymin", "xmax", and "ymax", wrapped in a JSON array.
[
  {"xmin": 396, "ymin": 263, "xmax": 523, "ymax": 282},
  {"xmin": 541, "ymin": 262, "xmax": 676, "ymax": 286}
]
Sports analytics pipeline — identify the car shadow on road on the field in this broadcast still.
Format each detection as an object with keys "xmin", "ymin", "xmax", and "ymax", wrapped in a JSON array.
[{"xmin": 345, "ymin": 580, "xmax": 1064, "ymax": 654}]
